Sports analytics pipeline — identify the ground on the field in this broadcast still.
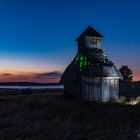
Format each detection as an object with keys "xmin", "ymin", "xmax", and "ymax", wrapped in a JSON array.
[{"xmin": 0, "ymin": 89, "xmax": 140, "ymax": 140}]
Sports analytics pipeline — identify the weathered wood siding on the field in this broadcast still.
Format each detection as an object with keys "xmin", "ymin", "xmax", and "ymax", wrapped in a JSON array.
[
  {"xmin": 81, "ymin": 77, "xmax": 100, "ymax": 101},
  {"xmin": 109, "ymin": 78, "xmax": 119, "ymax": 100},
  {"xmin": 81, "ymin": 76, "xmax": 119, "ymax": 102},
  {"xmin": 102, "ymin": 78, "xmax": 109, "ymax": 102}
]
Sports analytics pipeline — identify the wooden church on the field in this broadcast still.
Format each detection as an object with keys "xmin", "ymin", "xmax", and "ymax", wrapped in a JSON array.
[{"xmin": 60, "ymin": 26, "xmax": 122, "ymax": 102}]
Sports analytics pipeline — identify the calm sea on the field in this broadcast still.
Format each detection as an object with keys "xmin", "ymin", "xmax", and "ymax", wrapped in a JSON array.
[{"xmin": 0, "ymin": 85, "xmax": 64, "ymax": 89}]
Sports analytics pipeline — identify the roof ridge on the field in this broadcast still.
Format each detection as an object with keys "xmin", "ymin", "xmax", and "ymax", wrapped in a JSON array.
[{"xmin": 76, "ymin": 26, "xmax": 103, "ymax": 41}]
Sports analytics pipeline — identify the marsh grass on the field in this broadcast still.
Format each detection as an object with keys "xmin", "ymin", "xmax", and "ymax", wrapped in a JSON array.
[
  {"xmin": 117, "ymin": 96, "xmax": 140, "ymax": 105},
  {"xmin": 0, "ymin": 90, "xmax": 139, "ymax": 139}
]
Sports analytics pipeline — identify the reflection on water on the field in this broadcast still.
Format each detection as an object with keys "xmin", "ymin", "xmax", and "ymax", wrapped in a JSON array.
[{"xmin": 0, "ymin": 85, "xmax": 64, "ymax": 89}]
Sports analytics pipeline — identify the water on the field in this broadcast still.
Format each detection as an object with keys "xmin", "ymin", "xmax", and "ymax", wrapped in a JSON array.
[{"xmin": 0, "ymin": 85, "xmax": 64, "ymax": 89}]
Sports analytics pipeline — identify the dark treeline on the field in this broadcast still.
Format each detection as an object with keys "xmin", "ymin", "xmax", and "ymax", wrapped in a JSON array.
[
  {"xmin": 0, "ymin": 82, "xmax": 61, "ymax": 86},
  {"xmin": 120, "ymin": 80, "xmax": 140, "ymax": 97}
]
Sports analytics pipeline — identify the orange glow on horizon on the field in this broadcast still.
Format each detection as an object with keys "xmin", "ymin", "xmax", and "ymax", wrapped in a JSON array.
[
  {"xmin": 133, "ymin": 75, "xmax": 140, "ymax": 81},
  {"xmin": 0, "ymin": 71, "xmax": 62, "ymax": 83},
  {"xmin": 0, "ymin": 59, "xmax": 65, "ymax": 75},
  {"xmin": 0, "ymin": 71, "xmax": 140, "ymax": 83}
]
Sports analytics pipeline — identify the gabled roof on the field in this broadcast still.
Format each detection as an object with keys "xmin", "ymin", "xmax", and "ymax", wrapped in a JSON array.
[{"xmin": 76, "ymin": 26, "xmax": 103, "ymax": 41}]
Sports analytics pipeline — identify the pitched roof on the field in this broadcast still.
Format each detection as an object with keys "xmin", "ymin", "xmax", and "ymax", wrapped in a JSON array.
[{"xmin": 76, "ymin": 26, "xmax": 103, "ymax": 41}]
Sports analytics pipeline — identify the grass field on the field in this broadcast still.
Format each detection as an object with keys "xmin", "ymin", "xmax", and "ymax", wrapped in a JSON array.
[{"xmin": 0, "ymin": 89, "xmax": 140, "ymax": 140}]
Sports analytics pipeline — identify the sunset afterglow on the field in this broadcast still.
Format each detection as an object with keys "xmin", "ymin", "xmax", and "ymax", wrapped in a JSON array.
[{"xmin": 0, "ymin": 0, "xmax": 140, "ymax": 83}]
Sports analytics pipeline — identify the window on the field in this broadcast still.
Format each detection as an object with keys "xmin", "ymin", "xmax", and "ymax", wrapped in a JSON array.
[
  {"xmin": 86, "ymin": 36, "xmax": 101, "ymax": 49},
  {"xmin": 90, "ymin": 38, "xmax": 97, "ymax": 46}
]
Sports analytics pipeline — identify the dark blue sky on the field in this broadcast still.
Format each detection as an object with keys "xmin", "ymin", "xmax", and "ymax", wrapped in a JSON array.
[{"xmin": 0, "ymin": 0, "xmax": 140, "ymax": 82}]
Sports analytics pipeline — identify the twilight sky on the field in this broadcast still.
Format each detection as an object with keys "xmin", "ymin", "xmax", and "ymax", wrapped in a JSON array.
[{"xmin": 0, "ymin": 0, "xmax": 140, "ymax": 83}]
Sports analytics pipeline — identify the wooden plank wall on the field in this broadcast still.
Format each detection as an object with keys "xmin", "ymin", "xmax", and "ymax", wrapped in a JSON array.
[{"xmin": 81, "ymin": 76, "xmax": 119, "ymax": 102}]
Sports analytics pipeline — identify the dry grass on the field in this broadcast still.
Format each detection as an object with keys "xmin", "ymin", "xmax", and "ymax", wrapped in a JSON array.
[
  {"xmin": 117, "ymin": 96, "xmax": 140, "ymax": 105},
  {"xmin": 0, "ymin": 90, "xmax": 140, "ymax": 139}
]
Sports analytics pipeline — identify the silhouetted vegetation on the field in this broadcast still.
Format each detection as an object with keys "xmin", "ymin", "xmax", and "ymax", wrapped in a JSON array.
[
  {"xmin": 0, "ymin": 82, "xmax": 61, "ymax": 86},
  {"xmin": 119, "ymin": 65, "xmax": 133, "ymax": 82}
]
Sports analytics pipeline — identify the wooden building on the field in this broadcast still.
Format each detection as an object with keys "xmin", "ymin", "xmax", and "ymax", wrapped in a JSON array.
[{"xmin": 60, "ymin": 26, "xmax": 122, "ymax": 102}]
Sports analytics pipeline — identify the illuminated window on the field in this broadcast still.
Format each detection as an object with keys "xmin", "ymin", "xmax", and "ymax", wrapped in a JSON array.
[{"xmin": 86, "ymin": 36, "xmax": 101, "ymax": 49}]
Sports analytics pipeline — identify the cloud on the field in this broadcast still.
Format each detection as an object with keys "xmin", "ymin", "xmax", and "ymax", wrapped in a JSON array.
[
  {"xmin": 35, "ymin": 71, "xmax": 62, "ymax": 78},
  {"xmin": 4, "ymin": 77, "xmax": 29, "ymax": 81},
  {"xmin": 2, "ymin": 73, "xmax": 13, "ymax": 76},
  {"xmin": 0, "ymin": 71, "xmax": 62, "ymax": 83}
]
